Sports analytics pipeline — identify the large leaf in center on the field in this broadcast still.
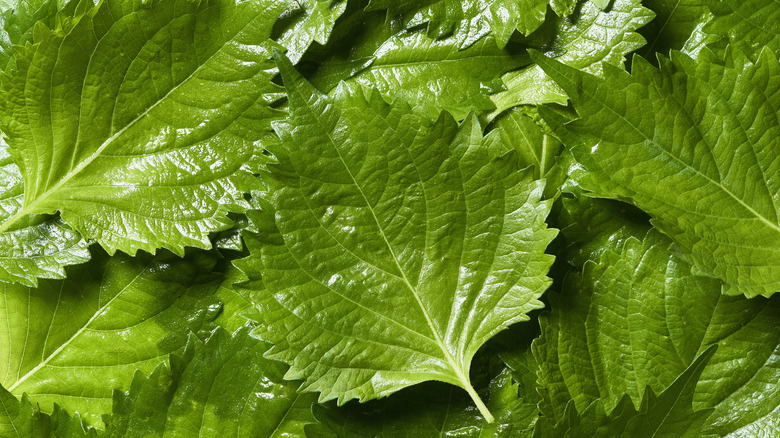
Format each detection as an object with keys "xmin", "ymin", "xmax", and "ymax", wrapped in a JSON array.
[
  {"xmin": 235, "ymin": 55, "xmax": 557, "ymax": 420},
  {"xmin": 0, "ymin": 0, "xmax": 287, "ymax": 285}
]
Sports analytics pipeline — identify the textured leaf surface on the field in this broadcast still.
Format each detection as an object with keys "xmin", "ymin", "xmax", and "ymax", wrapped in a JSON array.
[
  {"xmin": 535, "ymin": 49, "xmax": 780, "ymax": 297},
  {"xmin": 0, "ymin": 250, "xmax": 222, "ymax": 426},
  {"xmin": 488, "ymin": 107, "xmax": 562, "ymax": 180},
  {"xmin": 307, "ymin": 368, "xmax": 537, "ymax": 437},
  {"xmin": 106, "ymin": 327, "xmax": 317, "ymax": 438},
  {"xmin": 366, "ymin": 0, "xmax": 578, "ymax": 49},
  {"xmin": 704, "ymin": 0, "xmax": 780, "ymax": 61},
  {"xmin": 0, "ymin": 140, "xmax": 89, "ymax": 286},
  {"xmin": 303, "ymin": 5, "xmax": 529, "ymax": 120},
  {"xmin": 536, "ymin": 226, "xmax": 780, "ymax": 436},
  {"xmin": 534, "ymin": 347, "xmax": 717, "ymax": 438},
  {"xmin": 235, "ymin": 55, "xmax": 556, "ymax": 418},
  {"xmin": 491, "ymin": 0, "xmax": 652, "ymax": 112},
  {"xmin": 331, "ymin": 32, "xmax": 527, "ymax": 120},
  {"xmin": 636, "ymin": 0, "xmax": 712, "ymax": 60},
  {"xmin": 0, "ymin": 386, "xmax": 95, "ymax": 437},
  {"xmin": 276, "ymin": 0, "xmax": 348, "ymax": 63},
  {"xmin": 0, "ymin": 0, "xmax": 285, "ymax": 275},
  {"xmin": 0, "ymin": 0, "xmax": 60, "ymax": 69}
]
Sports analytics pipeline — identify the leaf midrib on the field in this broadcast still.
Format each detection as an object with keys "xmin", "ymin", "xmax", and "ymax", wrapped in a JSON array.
[
  {"xmin": 289, "ymin": 84, "xmax": 471, "ymax": 386},
  {"xmin": 568, "ymin": 64, "xmax": 780, "ymax": 234},
  {"xmin": 0, "ymin": 9, "xmax": 260, "ymax": 236},
  {"xmin": 6, "ymin": 259, "xmax": 152, "ymax": 393}
]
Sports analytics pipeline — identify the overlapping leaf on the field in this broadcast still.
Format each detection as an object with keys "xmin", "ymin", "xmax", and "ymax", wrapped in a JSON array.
[
  {"xmin": 0, "ymin": 0, "xmax": 287, "ymax": 285},
  {"xmin": 535, "ymin": 225, "xmax": 780, "ymax": 436},
  {"xmin": 276, "ymin": 0, "xmax": 348, "ymax": 63},
  {"xmin": 105, "ymin": 327, "xmax": 317, "ymax": 438},
  {"xmin": 704, "ymin": 0, "xmax": 780, "ymax": 61},
  {"xmin": 535, "ymin": 48, "xmax": 780, "ymax": 297},
  {"xmin": 534, "ymin": 347, "xmax": 717, "ymax": 438},
  {"xmin": 491, "ymin": 0, "xmax": 653, "ymax": 112},
  {"xmin": 235, "ymin": 55, "xmax": 557, "ymax": 420},
  {"xmin": 366, "ymin": 0, "xmax": 579, "ymax": 49},
  {"xmin": 0, "ymin": 139, "xmax": 89, "ymax": 286},
  {"xmin": 0, "ymin": 250, "xmax": 222, "ymax": 426}
]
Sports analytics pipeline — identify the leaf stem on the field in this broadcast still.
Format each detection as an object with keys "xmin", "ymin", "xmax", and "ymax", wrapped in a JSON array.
[{"xmin": 464, "ymin": 382, "xmax": 495, "ymax": 423}]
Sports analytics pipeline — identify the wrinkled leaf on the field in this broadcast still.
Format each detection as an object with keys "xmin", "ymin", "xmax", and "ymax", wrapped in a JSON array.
[
  {"xmin": 491, "ymin": 0, "xmax": 652, "ymax": 112},
  {"xmin": 235, "ymin": 54, "xmax": 556, "ymax": 420},
  {"xmin": 535, "ymin": 48, "xmax": 780, "ymax": 297},
  {"xmin": 0, "ymin": 249, "xmax": 222, "ymax": 426},
  {"xmin": 0, "ymin": 0, "xmax": 287, "ymax": 285},
  {"xmin": 105, "ymin": 327, "xmax": 317, "ymax": 438}
]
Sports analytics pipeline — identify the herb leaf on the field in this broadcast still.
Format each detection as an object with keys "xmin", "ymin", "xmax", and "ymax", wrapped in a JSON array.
[{"xmin": 235, "ymin": 54, "xmax": 556, "ymax": 420}]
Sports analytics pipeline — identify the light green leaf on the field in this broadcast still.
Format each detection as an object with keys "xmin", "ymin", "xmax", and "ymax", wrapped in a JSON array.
[
  {"xmin": 534, "ymin": 48, "xmax": 780, "ymax": 298},
  {"xmin": 0, "ymin": 250, "xmax": 223, "ymax": 427},
  {"xmin": 0, "ymin": 386, "xmax": 96, "ymax": 437},
  {"xmin": 323, "ymin": 30, "xmax": 529, "ymax": 120},
  {"xmin": 366, "ymin": 0, "xmax": 579, "ymax": 49},
  {"xmin": 235, "ymin": 55, "xmax": 557, "ymax": 421},
  {"xmin": 487, "ymin": 107, "xmax": 562, "ymax": 180},
  {"xmin": 534, "ymin": 347, "xmax": 717, "ymax": 438},
  {"xmin": 535, "ymin": 228, "xmax": 780, "ymax": 436},
  {"xmin": 276, "ymin": 0, "xmax": 348, "ymax": 63},
  {"xmin": 105, "ymin": 327, "xmax": 317, "ymax": 438},
  {"xmin": 491, "ymin": 0, "xmax": 652, "ymax": 112},
  {"xmin": 0, "ymin": 0, "xmax": 60, "ymax": 70},
  {"xmin": 0, "ymin": 139, "xmax": 89, "ymax": 286},
  {"xmin": 0, "ymin": 0, "xmax": 286, "ymax": 283},
  {"xmin": 704, "ymin": 0, "xmax": 780, "ymax": 62},
  {"xmin": 302, "ymin": 5, "xmax": 529, "ymax": 120}
]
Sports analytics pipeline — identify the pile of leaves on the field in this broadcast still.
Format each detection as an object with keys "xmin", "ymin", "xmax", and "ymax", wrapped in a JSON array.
[{"xmin": 0, "ymin": 0, "xmax": 778, "ymax": 436}]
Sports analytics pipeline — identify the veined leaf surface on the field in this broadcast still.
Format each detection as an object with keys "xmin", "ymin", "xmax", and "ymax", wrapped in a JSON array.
[
  {"xmin": 536, "ymin": 228, "xmax": 780, "ymax": 436},
  {"xmin": 0, "ymin": 250, "xmax": 222, "ymax": 427},
  {"xmin": 535, "ymin": 49, "xmax": 780, "ymax": 297},
  {"xmin": 235, "ymin": 55, "xmax": 557, "ymax": 421},
  {"xmin": 0, "ymin": 0, "xmax": 287, "ymax": 285},
  {"xmin": 106, "ymin": 328, "xmax": 317, "ymax": 438}
]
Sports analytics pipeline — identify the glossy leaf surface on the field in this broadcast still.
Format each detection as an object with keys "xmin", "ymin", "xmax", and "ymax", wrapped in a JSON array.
[
  {"xmin": 106, "ymin": 327, "xmax": 317, "ymax": 438},
  {"xmin": 535, "ymin": 49, "xmax": 780, "ymax": 297},
  {"xmin": 0, "ymin": 250, "xmax": 222, "ymax": 426},
  {"xmin": 236, "ymin": 55, "xmax": 557, "ymax": 419},
  {"xmin": 0, "ymin": 0, "xmax": 286, "ymax": 282},
  {"xmin": 536, "ymin": 227, "xmax": 780, "ymax": 436},
  {"xmin": 491, "ymin": 0, "xmax": 652, "ymax": 112}
]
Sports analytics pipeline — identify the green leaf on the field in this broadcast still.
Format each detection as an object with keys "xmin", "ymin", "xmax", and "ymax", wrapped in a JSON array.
[
  {"xmin": 487, "ymin": 107, "xmax": 562, "ymax": 180},
  {"xmin": 0, "ymin": 0, "xmax": 61, "ymax": 70},
  {"xmin": 0, "ymin": 386, "xmax": 96, "ymax": 437},
  {"xmin": 491, "ymin": 0, "xmax": 653, "ymax": 112},
  {"xmin": 366, "ymin": 0, "xmax": 579, "ymax": 49},
  {"xmin": 320, "ymin": 30, "xmax": 529, "ymax": 120},
  {"xmin": 105, "ymin": 327, "xmax": 317, "ymax": 438},
  {"xmin": 534, "ymin": 48, "xmax": 780, "ymax": 298},
  {"xmin": 0, "ymin": 0, "xmax": 286, "ymax": 282},
  {"xmin": 0, "ymin": 139, "xmax": 89, "ymax": 286},
  {"xmin": 235, "ymin": 54, "xmax": 557, "ymax": 421},
  {"xmin": 276, "ymin": 0, "xmax": 348, "ymax": 63},
  {"xmin": 534, "ymin": 347, "xmax": 717, "ymax": 437},
  {"xmin": 306, "ymin": 367, "xmax": 538, "ymax": 437},
  {"xmin": 704, "ymin": 0, "xmax": 780, "ymax": 62},
  {"xmin": 636, "ymin": 0, "xmax": 712, "ymax": 60},
  {"xmin": 0, "ymin": 249, "xmax": 223, "ymax": 427},
  {"xmin": 535, "ymin": 229, "xmax": 780, "ymax": 436},
  {"xmin": 301, "ymin": 4, "xmax": 529, "ymax": 120}
]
